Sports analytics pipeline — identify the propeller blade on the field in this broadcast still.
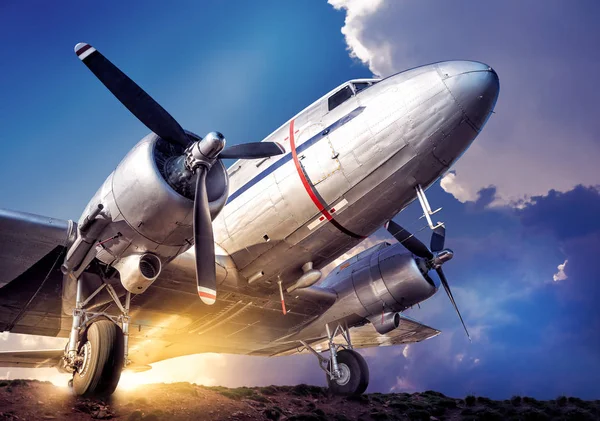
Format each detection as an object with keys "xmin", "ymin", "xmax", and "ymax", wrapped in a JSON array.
[
  {"xmin": 430, "ymin": 225, "xmax": 446, "ymax": 253},
  {"xmin": 219, "ymin": 142, "xmax": 286, "ymax": 159},
  {"xmin": 193, "ymin": 167, "xmax": 217, "ymax": 305},
  {"xmin": 436, "ymin": 268, "xmax": 471, "ymax": 341},
  {"xmin": 74, "ymin": 43, "xmax": 190, "ymax": 148},
  {"xmin": 385, "ymin": 220, "xmax": 433, "ymax": 259}
]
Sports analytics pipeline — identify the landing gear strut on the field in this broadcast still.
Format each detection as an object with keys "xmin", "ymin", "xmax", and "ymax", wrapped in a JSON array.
[
  {"xmin": 64, "ymin": 277, "xmax": 130, "ymax": 397},
  {"xmin": 301, "ymin": 322, "xmax": 369, "ymax": 396}
]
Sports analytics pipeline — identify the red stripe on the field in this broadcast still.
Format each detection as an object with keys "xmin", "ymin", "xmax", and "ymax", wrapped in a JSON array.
[
  {"xmin": 198, "ymin": 291, "xmax": 216, "ymax": 300},
  {"xmin": 76, "ymin": 44, "xmax": 92, "ymax": 56},
  {"xmin": 289, "ymin": 119, "xmax": 334, "ymax": 221},
  {"xmin": 281, "ymin": 299, "xmax": 287, "ymax": 315}
]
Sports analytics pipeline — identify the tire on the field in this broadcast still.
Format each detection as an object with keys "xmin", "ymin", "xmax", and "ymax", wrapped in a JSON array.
[
  {"xmin": 72, "ymin": 319, "xmax": 124, "ymax": 397},
  {"xmin": 327, "ymin": 349, "xmax": 369, "ymax": 396}
]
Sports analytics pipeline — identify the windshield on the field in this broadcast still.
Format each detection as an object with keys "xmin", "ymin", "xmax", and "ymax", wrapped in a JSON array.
[{"xmin": 353, "ymin": 82, "xmax": 370, "ymax": 93}]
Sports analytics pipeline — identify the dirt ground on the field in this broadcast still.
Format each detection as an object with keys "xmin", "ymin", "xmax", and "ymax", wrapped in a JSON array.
[{"xmin": 0, "ymin": 380, "xmax": 597, "ymax": 420}]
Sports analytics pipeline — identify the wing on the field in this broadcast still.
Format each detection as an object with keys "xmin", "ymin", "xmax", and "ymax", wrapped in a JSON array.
[
  {"xmin": 348, "ymin": 314, "xmax": 440, "ymax": 348},
  {"xmin": 0, "ymin": 349, "xmax": 64, "ymax": 368},
  {"xmin": 0, "ymin": 208, "xmax": 71, "ymax": 286},
  {"xmin": 254, "ymin": 314, "xmax": 440, "ymax": 357},
  {"xmin": 0, "ymin": 209, "xmax": 71, "ymax": 336}
]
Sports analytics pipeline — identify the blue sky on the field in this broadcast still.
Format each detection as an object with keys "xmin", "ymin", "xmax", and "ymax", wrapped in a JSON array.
[{"xmin": 1, "ymin": 1, "xmax": 599, "ymax": 400}]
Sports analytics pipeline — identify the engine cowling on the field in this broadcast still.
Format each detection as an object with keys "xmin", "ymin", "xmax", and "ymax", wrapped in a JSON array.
[
  {"xmin": 74, "ymin": 132, "xmax": 229, "ymax": 292},
  {"xmin": 324, "ymin": 242, "xmax": 437, "ymax": 317}
]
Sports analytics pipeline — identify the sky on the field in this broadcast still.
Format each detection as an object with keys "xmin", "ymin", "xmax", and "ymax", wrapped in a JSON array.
[{"xmin": 1, "ymin": 0, "xmax": 599, "ymax": 400}]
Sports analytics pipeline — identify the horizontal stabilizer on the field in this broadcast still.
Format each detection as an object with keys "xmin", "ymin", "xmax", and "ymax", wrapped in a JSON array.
[{"xmin": 0, "ymin": 349, "xmax": 63, "ymax": 369}]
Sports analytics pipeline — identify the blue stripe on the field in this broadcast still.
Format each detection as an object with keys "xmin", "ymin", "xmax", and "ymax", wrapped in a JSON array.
[{"xmin": 227, "ymin": 106, "xmax": 365, "ymax": 204}]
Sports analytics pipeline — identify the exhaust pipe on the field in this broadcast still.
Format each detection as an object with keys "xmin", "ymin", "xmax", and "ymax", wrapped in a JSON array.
[
  {"xmin": 114, "ymin": 253, "xmax": 162, "ymax": 294},
  {"xmin": 368, "ymin": 312, "xmax": 401, "ymax": 335}
]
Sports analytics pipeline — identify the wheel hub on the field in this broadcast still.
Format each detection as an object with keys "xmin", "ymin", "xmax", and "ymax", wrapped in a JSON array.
[
  {"xmin": 77, "ymin": 341, "xmax": 92, "ymax": 377},
  {"xmin": 335, "ymin": 362, "xmax": 351, "ymax": 386}
]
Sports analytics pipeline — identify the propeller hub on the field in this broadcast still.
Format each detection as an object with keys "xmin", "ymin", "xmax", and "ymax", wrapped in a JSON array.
[
  {"xmin": 432, "ymin": 248, "xmax": 454, "ymax": 268},
  {"xmin": 185, "ymin": 132, "xmax": 226, "ymax": 171}
]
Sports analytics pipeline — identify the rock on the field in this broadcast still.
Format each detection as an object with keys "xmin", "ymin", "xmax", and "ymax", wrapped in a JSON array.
[
  {"xmin": 263, "ymin": 407, "xmax": 282, "ymax": 420},
  {"xmin": 128, "ymin": 410, "xmax": 143, "ymax": 421},
  {"xmin": 91, "ymin": 409, "xmax": 113, "ymax": 419}
]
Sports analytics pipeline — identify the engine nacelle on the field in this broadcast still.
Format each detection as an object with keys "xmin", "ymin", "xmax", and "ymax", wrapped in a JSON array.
[
  {"xmin": 323, "ymin": 242, "xmax": 437, "ymax": 317},
  {"xmin": 290, "ymin": 242, "xmax": 438, "ymax": 341},
  {"xmin": 72, "ymin": 132, "xmax": 228, "ymax": 288}
]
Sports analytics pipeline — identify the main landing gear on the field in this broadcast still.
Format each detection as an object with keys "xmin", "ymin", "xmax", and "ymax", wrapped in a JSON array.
[
  {"xmin": 301, "ymin": 322, "xmax": 369, "ymax": 396},
  {"xmin": 63, "ymin": 277, "xmax": 130, "ymax": 397}
]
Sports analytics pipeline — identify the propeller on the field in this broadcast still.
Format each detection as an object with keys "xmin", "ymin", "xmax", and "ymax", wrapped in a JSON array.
[
  {"xmin": 75, "ymin": 43, "xmax": 286, "ymax": 305},
  {"xmin": 385, "ymin": 220, "xmax": 470, "ymax": 340}
]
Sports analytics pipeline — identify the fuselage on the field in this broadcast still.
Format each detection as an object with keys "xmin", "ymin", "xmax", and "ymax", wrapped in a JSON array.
[
  {"xmin": 165, "ymin": 60, "xmax": 499, "ymax": 300},
  {"xmin": 78, "ymin": 59, "xmax": 498, "ymax": 308}
]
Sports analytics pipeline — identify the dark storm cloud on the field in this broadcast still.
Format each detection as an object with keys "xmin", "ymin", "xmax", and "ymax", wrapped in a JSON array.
[
  {"xmin": 519, "ymin": 185, "xmax": 600, "ymax": 240},
  {"xmin": 361, "ymin": 185, "xmax": 600, "ymax": 399}
]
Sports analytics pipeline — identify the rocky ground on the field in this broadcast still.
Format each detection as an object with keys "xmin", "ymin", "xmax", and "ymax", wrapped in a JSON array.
[{"xmin": 0, "ymin": 380, "xmax": 597, "ymax": 420}]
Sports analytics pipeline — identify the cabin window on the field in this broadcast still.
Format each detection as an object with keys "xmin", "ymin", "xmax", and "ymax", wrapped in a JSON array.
[
  {"xmin": 353, "ymin": 82, "xmax": 370, "ymax": 93},
  {"xmin": 328, "ymin": 85, "xmax": 353, "ymax": 111}
]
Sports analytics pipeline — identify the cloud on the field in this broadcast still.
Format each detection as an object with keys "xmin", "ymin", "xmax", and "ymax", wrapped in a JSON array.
[
  {"xmin": 553, "ymin": 259, "xmax": 568, "ymax": 282},
  {"xmin": 328, "ymin": 0, "xmax": 387, "ymax": 75},
  {"xmin": 402, "ymin": 345, "xmax": 409, "ymax": 358},
  {"xmin": 390, "ymin": 375, "xmax": 417, "ymax": 393},
  {"xmin": 440, "ymin": 172, "xmax": 472, "ymax": 204},
  {"xmin": 329, "ymin": 1, "xmax": 600, "ymax": 206}
]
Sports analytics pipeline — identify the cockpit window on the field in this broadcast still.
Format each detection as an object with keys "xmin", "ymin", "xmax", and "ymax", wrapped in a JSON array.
[
  {"xmin": 328, "ymin": 85, "xmax": 353, "ymax": 111},
  {"xmin": 353, "ymin": 82, "xmax": 370, "ymax": 93}
]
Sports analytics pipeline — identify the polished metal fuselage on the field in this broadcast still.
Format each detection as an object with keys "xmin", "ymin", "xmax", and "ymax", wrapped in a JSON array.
[
  {"xmin": 192, "ymin": 61, "xmax": 497, "ymax": 296},
  {"xmin": 0, "ymin": 60, "xmax": 499, "ymax": 362}
]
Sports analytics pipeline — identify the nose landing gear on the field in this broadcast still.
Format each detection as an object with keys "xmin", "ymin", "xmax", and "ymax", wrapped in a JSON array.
[{"xmin": 301, "ymin": 322, "xmax": 369, "ymax": 396}]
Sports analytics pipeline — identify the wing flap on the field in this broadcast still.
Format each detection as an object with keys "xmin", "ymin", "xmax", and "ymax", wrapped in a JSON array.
[{"xmin": 0, "ymin": 349, "xmax": 63, "ymax": 368}]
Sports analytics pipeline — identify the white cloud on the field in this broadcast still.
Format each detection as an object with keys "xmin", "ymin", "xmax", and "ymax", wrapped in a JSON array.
[
  {"xmin": 389, "ymin": 375, "xmax": 417, "ymax": 393},
  {"xmin": 440, "ymin": 172, "xmax": 474, "ymax": 204},
  {"xmin": 329, "ymin": 1, "xmax": 600, "ymax": 207},
  {"xmin": 402, "ymin": 345, "xmax": 409, "ymax": 358},
  {"xmin": 553, "ymin": 259, "xmax": 568, "ymax": 282},
  {"xmin": 328, "ymin": 0, "xmax": 387, "ymax": 76}
]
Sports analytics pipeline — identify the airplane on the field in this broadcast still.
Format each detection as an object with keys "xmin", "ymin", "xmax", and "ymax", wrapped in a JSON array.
[{"xmin": 0, "ymin": 42, "xmax": 499, "ymax": 397}]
